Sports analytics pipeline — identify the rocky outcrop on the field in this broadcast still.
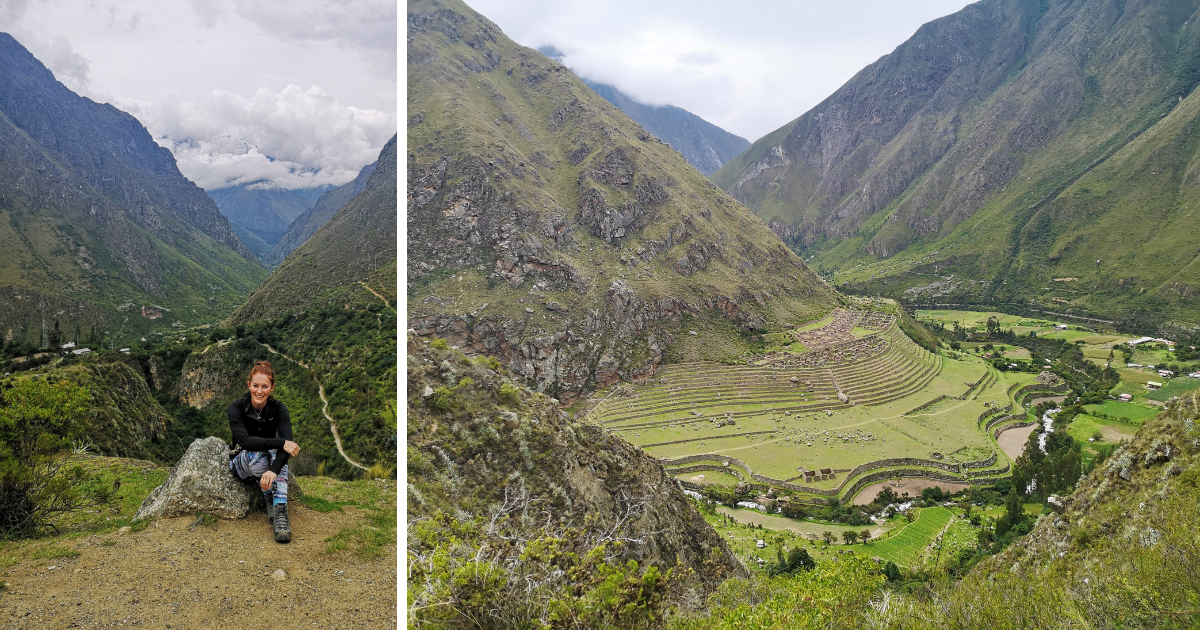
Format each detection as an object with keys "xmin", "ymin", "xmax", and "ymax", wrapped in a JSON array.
[
  {"xmin": 407, "ymin": 335, "xmax": 742, "ymax": 591},
  {"xmin": 134, "ymin": 437, "xmax": 302, "ymax": 521},
  {"xmin": 177, "ymin": 342, "xmax": 245, "ymax": 409}
]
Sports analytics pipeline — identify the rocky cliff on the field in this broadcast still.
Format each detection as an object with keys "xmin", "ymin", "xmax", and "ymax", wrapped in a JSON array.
[
  {"xmin": 407, "ymin": 333, "xmax": 742, "ymax": 624},
  {"xmin": 407, "ymin": 0, "xmax": 840, "ymax": 404}
]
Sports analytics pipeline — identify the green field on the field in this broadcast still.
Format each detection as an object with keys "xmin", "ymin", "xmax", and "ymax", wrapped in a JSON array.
[
  {"xmin": 1144, "ymin": 377, "xmax": 1200, "ymax": 401},
  {"xmin": 1083, "ymin": 401, "xmax": 1159, "ymax": 423},
  {"xmin": 589, "ymin": 307, "xmax": 1055, "ymax": 504},
  {"xmin": 1064, "ymin": 413, "xmax": 1137, "ymax": 445},
  {"xmin": 853, "ymin": 506, "xmax": 952, "ymax": 567}
]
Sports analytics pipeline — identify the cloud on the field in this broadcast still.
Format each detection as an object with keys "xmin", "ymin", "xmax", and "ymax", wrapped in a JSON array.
[
  {"xmin": 192, "ymin": 0, "xmax": 397, "ymax": 79},
  {"xmin": 468, "ymin": 0, "xmax": 975, "ymax": 141},
  {"xmin": 28, "ymin": 34, "xmax": 91, "ymax": 92},
  {"xmin": 677, "ymin": 51, "xmax": 719, "ymax": 66},
  {"xmin": 123, "ymin": 85, "xmax": 395, "ymax": 190}
]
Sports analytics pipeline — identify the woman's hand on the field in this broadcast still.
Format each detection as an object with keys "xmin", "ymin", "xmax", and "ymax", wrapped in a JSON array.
[
  {"xmin": 260, "ymin": 471, "xmax": 277, "ymax": 491},
  {"xmin": 283, "ymin": 440, "xmax": 300, "ymax": 457}
]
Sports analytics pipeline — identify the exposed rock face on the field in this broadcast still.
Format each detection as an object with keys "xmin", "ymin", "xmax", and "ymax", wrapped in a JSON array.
[
  {"xmin": 407, "ymin": 0, "xmax": 840, "ymax": 403},
  {"xmin": 407, "ymin": 335, "xmax": 742, "ymax": 592},
  {"xmin": 135, "ymin": 437, "xmax": 277, "ymax": 520},
  {"xmin": 176, "ymin": 342, "xmax": 244, "ymax": 409},
  {"xmin": 147, "ymin": 356, "xmax": 167, "ymax": 391}
]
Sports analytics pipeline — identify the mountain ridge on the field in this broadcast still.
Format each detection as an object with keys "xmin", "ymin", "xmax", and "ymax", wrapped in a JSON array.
[
  {"xmin": 538, "ymin": 45, "xmax": 750, "ymax": 175},
  {"xmin": 407, "ymin": 0, "xmax": 841, "ymax": 405},
  {"xmin": 713, "ymin": 0, "xmax": 1200, "ymax": 331}
]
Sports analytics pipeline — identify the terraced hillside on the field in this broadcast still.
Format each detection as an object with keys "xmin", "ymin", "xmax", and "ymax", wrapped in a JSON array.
[{"xmin": 590, "ymin": 308, "xmax": 1072, "ymax": 503}]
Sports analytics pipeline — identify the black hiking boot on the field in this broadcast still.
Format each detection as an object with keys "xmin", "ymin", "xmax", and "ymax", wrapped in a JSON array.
[{"xmin": 272, "ymin": 503, "xmax": 292, "ymax": 543}]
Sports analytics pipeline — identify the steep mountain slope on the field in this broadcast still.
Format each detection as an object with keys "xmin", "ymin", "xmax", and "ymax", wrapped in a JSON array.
[
  {"xmin": 230, "ymin": 135, "xmax": 396, "ymax": 324},
  {"xmin": 407, "ymin": 334, "xmax": 742, "ymax": 626},
  {"xmin": 263, "ymin": 160, "xmax": 377, "ymax": 267},
  {"xmin": 713, "ymin": 0, "xmax": 1200, "ymax": 331},
  {"xmin": 586, "ymin": 80, "xmax": 751, "ymax": 176},
  {"xmin": 407, "ymin": 0, "xmax": 840, "ymax": 404},
  {"xmin": 0, "ymin": 33, "xmax": 265, "ymax": 345},
  {"xmin": 539, "ymin": 45, "xmax": 750, "ymax": 175},
  {"xmin": 206, "ymin": 183, "xmax": 330, "ymax": 251}
]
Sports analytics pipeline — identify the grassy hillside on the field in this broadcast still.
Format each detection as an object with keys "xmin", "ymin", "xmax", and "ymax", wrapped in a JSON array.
[
  {"xmin": 715, "ymin": 0, "xmax": 1200, "ymax": 332},
  {"xmin": 407, "ymin": 0, "xmax": 841, "ymax": 404}
]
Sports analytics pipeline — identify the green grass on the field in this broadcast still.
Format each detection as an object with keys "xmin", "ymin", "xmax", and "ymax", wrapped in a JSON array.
[
  {"xmin": 1144, "ymin": 377, "xmax": 1200, "ymax": 401},
  {"xmin": 1064, "ymin": 413, "xmax": 1138, "ymax": 447},
  {"xmin": 323, "ymin": 506, "xmax": 396, "ymax": 559},
  {"xmin": 30, "ymin": 545, "xmax": 80, "ymax": 561},
  {"xmin": 1083, "ymin": 401, "xmax": 1159, "ymax": 423},
  {"xmin": 298, "ymin": 495, "xmax": 346, "ymax": 513},
  {"xmin": 855, "ymin": 506, "xmax": 953, "ymax": 567}
]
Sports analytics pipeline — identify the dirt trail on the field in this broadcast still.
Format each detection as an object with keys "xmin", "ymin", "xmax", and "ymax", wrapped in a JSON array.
[
  {"xmin": 0, "ymin": 509, "xmax": 395, "ymax": 628},
  {"xmin": 320, "ymin": 384, "xmax": 368, "ymax": 471},
  {"xmin": 259, "ymin": 344, "xmax": 367, "ymax": 471},
  {"xmin": 357, "ymin": 281, "xmax": 393, "ymax": 310}
]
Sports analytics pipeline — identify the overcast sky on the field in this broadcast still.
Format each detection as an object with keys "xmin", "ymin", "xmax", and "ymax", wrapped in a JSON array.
[
  {"xmin": 0, "ymin": 0, "xmax": 396, "ymax": 191},
  {"xmin": 468, "ymin": 0, "xmax": 975, "ymax": 142}
]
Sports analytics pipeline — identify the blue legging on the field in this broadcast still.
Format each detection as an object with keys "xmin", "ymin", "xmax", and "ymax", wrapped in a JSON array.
[{"xmin": 230, "ymin": 449, "xmax": 289, "ymax": 505}]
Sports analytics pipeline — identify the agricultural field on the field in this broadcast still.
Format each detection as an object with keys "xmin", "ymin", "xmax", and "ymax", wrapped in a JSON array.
[
  {"xmin": 1144, "ymin": 377, "xmax": 1200, "ymax": 401},
  {"xmin": 850, "ymin": 506, "xmax": 952, "ymax": 567},
  {"xmin": 715, "ymin": 506, "xmax": 892, "ymax": 541},
  {"xmin": 1083, "ymin": 401, "xmax": 1159, "ymax": 423},
  {"xmin": 1063, "ymin": 413, "xmax": 1137, "ymax": 449},
  {"xmin": 587, "ymin": 306, "xmax": 1064, "ymax": 505}
]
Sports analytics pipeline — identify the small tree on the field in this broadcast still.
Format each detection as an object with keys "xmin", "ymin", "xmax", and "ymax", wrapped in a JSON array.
[
  {"xmin": 822, "ymin": 530, "xmax": 835, "ymax": 545},
  {"xmin": 0, "ymin": 378, "xmax": 111, "ymax": 536},
  {"xmin": 842, "ymin": 530, "xmax": 859, "ymax": 545},
  {"xmin": 882, "ymin": 561, "xmax": 901, "ymax": 582},
  {"xmin": 859, "ymin": 530, "xmax": 871, "ymax": 544}
]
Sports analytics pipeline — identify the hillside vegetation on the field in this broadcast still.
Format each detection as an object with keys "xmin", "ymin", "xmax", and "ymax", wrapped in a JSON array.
[
  {"xmin": 0, "ymin": 34, "xmax": 266, "ymax": 347},
  {"xmin": 407, "ymin": 0, "xmax": 841, "ymax": 404},
  {"xmin": 407, "ymin": 333, "xmax": 742, "ymax": 627},
  {"xmin": 714, "ymin": 0, "xmax": 1200, "ymax": 331}
]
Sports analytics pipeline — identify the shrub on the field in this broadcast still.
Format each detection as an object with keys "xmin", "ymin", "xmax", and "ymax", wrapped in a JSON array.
[
  {"xmin": 362, "ymin": 461, "xmax": 393, "ymax": 480},
  {"xmin": 0, "ymin": 378, "xmax": 112, "ymax": 536},
  {"xmin": 289, "ymin": 452, "xmax": 322, "ymax": 476}
]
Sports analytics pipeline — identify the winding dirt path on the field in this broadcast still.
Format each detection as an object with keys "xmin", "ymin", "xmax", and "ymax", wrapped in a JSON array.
[
  {"xmin": 260, "ymin": 344, "xmax": 367, "ymax": 471},
  {"xmin": 357, "ymin": 281, "xmax": 393, "ymax": 310},
  {"xmin": 320, "ymin": 384, "xmax": 368, "ymax": 471}
]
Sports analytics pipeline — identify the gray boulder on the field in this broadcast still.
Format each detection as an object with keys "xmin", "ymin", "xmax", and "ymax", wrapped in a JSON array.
[{"xmin": 134, "ymin": 436, "xmax": 301, "ymax": 521}]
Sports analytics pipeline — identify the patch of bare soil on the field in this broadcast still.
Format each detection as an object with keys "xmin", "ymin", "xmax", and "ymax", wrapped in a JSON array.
[
  {"xmin": 852, "ymin": 479, "xmax": 969, "ymax": 505},
  {"xmin": 1027, "ymin": 395, "xmax": 1066, "ymax": 408},
  {"xmin": 0, "ymin": 506, "xmax": 396, "ymax": 629},
  {"xmin": 998, "ymin": 425, "xmax": 1038, "ymax": 461}
]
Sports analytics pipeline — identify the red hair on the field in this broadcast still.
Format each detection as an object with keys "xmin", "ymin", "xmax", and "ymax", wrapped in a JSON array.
[{"xmin": 247, "ymin": 360, "xmax": 275, "ymax": 385}]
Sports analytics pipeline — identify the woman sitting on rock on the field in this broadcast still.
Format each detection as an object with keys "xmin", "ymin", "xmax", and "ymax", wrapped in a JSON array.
[{"xmin": 228, "ymin": 360, "xmax": 300, "ymax": 543}]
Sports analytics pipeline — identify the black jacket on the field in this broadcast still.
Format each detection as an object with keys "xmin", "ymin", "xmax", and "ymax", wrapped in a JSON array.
[{"xmin": 227, "ymin": 393, "xmax": 293, "ymax": 475}]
